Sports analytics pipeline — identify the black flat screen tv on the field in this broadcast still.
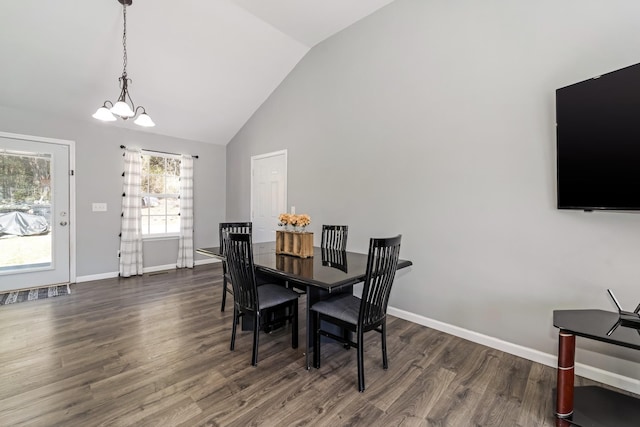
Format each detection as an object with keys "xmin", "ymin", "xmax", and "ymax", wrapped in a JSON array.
[{"xmin": 556, "ymin": 62, "xmax": 640, "ymax": 211}]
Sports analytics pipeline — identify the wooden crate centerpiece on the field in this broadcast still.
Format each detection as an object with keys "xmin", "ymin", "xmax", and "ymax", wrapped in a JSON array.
[{"xmin": 276, "ymin": 230, "xmax": 314, "ymax": 258}]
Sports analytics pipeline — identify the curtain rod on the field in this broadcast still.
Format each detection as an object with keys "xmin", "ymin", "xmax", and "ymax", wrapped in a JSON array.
[{"xmin": 120, "ymin": 145, "xmax": 199, "ymax": 159}]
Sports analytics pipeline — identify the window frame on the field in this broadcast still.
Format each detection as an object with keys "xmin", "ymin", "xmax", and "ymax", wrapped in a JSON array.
[{"xmin": 140, "ymin": 152, "xmax": 181, "ymax": 239}]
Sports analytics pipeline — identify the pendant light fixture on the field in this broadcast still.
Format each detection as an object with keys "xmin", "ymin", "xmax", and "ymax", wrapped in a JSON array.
[{"xmin": 93, "ymin": 0, "xmax": 155, "ymax": 127}]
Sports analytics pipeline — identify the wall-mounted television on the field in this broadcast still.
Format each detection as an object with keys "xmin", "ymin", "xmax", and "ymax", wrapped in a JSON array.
[{"xmin": 556, "ymin": 62, "xmax": 640, "ymax": 211}]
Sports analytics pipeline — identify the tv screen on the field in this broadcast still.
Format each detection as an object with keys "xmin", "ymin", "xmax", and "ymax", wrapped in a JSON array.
[{"xmin": 556, "ymin": 62, "xmax": 640, "ymax": 211}]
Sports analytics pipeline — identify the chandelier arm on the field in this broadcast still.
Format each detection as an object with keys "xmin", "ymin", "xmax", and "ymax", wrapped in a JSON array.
[
  {"xmin": 125, "ymin": 86, "xmax": 136, "ymax": 113},
  {"xmin": 116, "ymin": 76, "xmax": 128, "ymax": 102}
]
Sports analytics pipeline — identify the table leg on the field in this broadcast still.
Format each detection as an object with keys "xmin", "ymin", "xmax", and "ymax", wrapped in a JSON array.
[
  {"xmin": 555, "ymin": 414, "xmax": 572, "ymax": 427},
  {"xmin": 305, "ymin": 285, "xmax": 312, "ymax": 370},
  {"xmin": 556, "ymin": 331, "xmax": 576, "ymax": 424}
]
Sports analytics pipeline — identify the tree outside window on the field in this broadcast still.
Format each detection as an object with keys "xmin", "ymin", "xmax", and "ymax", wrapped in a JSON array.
[
  {"xmin": 1, "ymin": 152, "xmax": 51, "ymax": 208},
  {"xmin": 141, "ymin": 154, "xmax": 180, "ymax": 236}
]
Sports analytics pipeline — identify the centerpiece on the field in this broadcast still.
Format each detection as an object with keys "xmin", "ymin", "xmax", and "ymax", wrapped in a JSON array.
[{"xmin": 276, "ymin": 213, "xmax": 313, "ymax": 258}]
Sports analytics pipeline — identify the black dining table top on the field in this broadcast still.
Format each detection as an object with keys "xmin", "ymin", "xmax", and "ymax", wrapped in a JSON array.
[
  {"xmin": 197, "ymin": 241, "xmax": 413, "ymax": 293},
  {"xmin": 553, "ymin": 309, "xmax": 640, "ymax": 351}
]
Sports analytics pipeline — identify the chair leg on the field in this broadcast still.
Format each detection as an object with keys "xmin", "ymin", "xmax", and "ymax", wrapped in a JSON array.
[
  {"xmin": 230, "ymin": 307, "xmax": 238, "ymax": 351},
  {"xmin": 313, "ymin": 311, "xmax": 321, "ymax": 369},
  {"xmin": 221, "ymin": 275, "xmax": 228, "ymax": 312},
  {"xmin": 357, "ymin": 329, "xmax": 365, "ymax": 392},
  {"xmin": 291, "ymin": 301, "xmax": 298, "ymax": 349},
  {"xmin": 381, "ymin": 320, "xmax": 388, "ymax": 370},
  {"xmin": 252, "ymin": 313, "xmax": 260, "ymax": 366}
]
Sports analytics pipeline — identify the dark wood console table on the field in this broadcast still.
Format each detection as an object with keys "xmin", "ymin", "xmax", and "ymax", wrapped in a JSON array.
[{"xmin": 553, "ymin": 309, "xmax": 640, "ymax": 427}]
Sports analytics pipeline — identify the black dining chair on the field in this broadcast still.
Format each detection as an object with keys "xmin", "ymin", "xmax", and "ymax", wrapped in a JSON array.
[
  {"xmin": 321, "ymin": 225, "xmax": 348, "ymax": 251},
  {"xmin": 225, "ymin": 232, "xmax": 299, "ymax": 366},
  {"xmin": 310, "ymin": 235, "xmax": 402, "ymax": 392},
  {"xmin": 219, "ymin": 222, "xmax": 252, "ymax": 312},
  {"xmin": 321, "ymin": 247, "xmax": 348, "ymax": 273}
]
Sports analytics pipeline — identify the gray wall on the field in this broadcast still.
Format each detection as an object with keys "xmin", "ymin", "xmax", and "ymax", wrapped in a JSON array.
[
  {"xmin": 227, "ymin": 0, "xmax": 640, "ymax": 379},
  {"xmin": 0, "ymin": 105, "xmax": 226, "ymax": 277}
]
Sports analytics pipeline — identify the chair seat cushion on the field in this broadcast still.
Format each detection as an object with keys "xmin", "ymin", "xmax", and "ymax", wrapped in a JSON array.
[
  {"xmin": 310, "ymin": 294, "xmax": 360, "ymax": 325},
  {"xmin": 258, "ymin": 284, "xmax": 299, "ymax": 310}
]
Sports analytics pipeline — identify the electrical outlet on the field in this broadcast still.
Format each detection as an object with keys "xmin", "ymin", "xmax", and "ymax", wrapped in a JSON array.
[{"xmin": 92, "ymin": 203, "xmax": 107, "ymax": 212}]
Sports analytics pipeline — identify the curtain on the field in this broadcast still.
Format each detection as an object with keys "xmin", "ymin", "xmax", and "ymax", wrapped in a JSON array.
[
  {"xmin": 119, "ymin": 148, "xmax": 144, "ymax": 277},
  {"xmin": 177, "ymin": 155, "xmax": 194, "ymax": 268}
]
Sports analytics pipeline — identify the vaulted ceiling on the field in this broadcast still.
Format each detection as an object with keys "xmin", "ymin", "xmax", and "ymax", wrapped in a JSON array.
[{"xmin": 0, "ymin": 0, "xmax": 395, "ymax": 145}]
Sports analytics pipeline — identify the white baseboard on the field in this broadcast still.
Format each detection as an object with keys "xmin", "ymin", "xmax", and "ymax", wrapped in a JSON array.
[
  {"xmin": 76, "ymin": 258, "xmax": 220, "ymax": 283},
  {"xmin": 76, "ymin": 271, "xmax": 119, "ymax": 283},
  {"xmin": 387, "ymin": 306, "xmax": 640, "ymax": 396}
]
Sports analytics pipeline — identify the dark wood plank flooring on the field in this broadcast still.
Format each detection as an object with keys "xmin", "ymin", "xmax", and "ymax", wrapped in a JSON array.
[{"xmin": 0, "ymin": 264, "xmax": 628, "ymax": 426}]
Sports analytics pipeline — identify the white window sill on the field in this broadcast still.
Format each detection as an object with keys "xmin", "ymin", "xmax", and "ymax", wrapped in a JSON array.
[{"xmin": 142, "ymin": 234, "xmax": 180, "ymax": 241}]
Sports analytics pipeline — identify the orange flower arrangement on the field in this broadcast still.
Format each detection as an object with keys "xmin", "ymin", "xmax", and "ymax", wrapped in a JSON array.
[
  {"xmin": 294, "ymin": 214, "xmax": 311, "ymax": 228},
  {"xmin": 278, "ymin": 213, "xmax": 292, "ymax": 226},
  {"xmin": 278, "ymin": 213, "xmax": 311, "ymax": 231}
]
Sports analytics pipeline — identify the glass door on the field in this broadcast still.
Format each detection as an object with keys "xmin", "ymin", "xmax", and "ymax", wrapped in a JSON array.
[{"xmin": 0, "ymin": 135, "xmax": 70, "ymax": 292}]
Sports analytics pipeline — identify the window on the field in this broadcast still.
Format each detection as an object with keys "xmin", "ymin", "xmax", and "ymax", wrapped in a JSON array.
[{"xmin": 141, "ymin": 153, "xmax": 180, "ymax": 236}]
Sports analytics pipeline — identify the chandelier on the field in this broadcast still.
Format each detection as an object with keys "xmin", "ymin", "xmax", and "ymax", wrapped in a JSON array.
[{"xmin": 92, "ymin": 0, "xmax": 155, "ymax": 127}]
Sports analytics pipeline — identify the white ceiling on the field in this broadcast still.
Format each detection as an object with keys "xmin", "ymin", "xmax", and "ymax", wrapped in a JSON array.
[{"xmin": 0, "ymin": 0, "xmax": 395, "ymax": 145}]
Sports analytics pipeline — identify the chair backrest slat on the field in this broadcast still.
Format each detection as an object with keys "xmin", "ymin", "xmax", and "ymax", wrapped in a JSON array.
[
  {"xmin": 224, "ymin": 232, "xmax": 259, "ymax": 312},
  {"xmin": 321, "ymin": 247, "xmax": 348, "ymax": 273},
  {"xmin": 321, "ymin": 225, "xmax": 348, "ymax": 251},
  {"xmin": 359, "ymin": 235, "xmax": 402, "ymax": 328}
]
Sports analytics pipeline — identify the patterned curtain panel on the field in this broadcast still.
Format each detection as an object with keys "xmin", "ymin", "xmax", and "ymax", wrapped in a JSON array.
[
  {"xmin": 177, "ymin": 155, "xmax": 194, "ymax": 268},
  {"xmin": 119, "ymin": 148, "xmax": 144, "ymax": 277}
]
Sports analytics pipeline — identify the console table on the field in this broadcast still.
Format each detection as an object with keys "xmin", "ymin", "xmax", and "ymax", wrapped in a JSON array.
[{"xmin": 553, "ymin": 309, "xmax": 640, "ymax": 427}]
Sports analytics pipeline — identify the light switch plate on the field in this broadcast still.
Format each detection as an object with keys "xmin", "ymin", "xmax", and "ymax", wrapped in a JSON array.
[{"xmin": 92, "ymin": 203, "xmax": 107, "ymax": 212}]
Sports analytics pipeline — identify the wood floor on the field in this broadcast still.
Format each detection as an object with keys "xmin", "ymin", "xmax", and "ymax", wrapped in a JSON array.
[{"xmin": 0, "ymin": 264, "xmax": 619, "ymax": 426}]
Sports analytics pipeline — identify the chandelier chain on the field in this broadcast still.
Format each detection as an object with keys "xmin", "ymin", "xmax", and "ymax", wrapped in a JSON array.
[{"xmin": 122, "ymin": 3, "xmax": 128, "ymax": 76}]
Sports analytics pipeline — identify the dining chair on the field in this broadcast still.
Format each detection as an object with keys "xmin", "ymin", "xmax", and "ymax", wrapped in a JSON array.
[
  {"xmin": 310, "ymin": 234, "xmax": 402, "ymax": 392},
  {"xmin": 224, "ymin": 232, "xmax": 299, "ymax": 366},
  {"xmin": 321, "ymin": 246, "xmax": 348, "ymax": 273},
  {"xmin": 321, "ymin": 225, "xmax": 351, "ymax": 346},
  {"xmin": 219, "ymin": 222, "xmax": 252, "ymax": 312},
  {"xmin": 321, "ymin": 225, "xmax": 348, "ymax": 251}
]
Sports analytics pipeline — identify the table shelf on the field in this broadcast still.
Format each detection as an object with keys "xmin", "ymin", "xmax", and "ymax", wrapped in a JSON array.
[{"xmin": 556, "ymin": 386, "xmax": 640, "ymax": 427}]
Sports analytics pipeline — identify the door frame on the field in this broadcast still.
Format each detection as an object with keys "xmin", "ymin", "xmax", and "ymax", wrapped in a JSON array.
[
  {"xmin": 250, "ymin": 149, "xmax": 288, "ymax": 240},
  {"xmin": 0, "ymin": 131, "xmax": 76, "ymax": 283}
]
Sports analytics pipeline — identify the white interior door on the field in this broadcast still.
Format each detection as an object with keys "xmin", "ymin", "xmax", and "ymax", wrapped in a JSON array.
[
  {"xmin": 0, "ymin": 134, "xmax": 71, "ymax": 292},
  {"xmin": 251, "ymin": 150, "xmax": 287, "ymax": 242}
]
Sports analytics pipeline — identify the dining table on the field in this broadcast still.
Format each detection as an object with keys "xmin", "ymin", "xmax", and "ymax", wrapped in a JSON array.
[{"xmin": 197, "ymin": 241, "xmax": 413, "ymax": 369}]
